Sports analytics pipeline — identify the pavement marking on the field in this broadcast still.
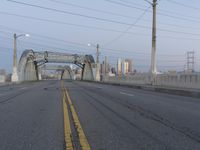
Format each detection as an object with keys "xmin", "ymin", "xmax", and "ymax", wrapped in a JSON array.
[
  {"xmin": 120, "ymin": 91, "xmax": 135, "ymax": 97},
  {"xmin": 65, "ymin": 87, "xmax": 91, "ymax": 150},
  {"xmin": 96, "ymin": 86, "xmax": 102, "ymax": 89},
  {"xmin": 61, "ymin": 82, "xmax": 74, "ymax": 150},
  {"xmin": 20, "ymin": 87, "xmax": 27, "ymax": 90}
]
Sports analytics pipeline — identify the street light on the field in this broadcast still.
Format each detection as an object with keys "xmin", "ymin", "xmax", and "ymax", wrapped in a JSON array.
[
  {"xmin": 11, "ymin": 33, "xmax": 30, "ymax": 82},
  {"xmin": 88, "ymin": 43, "xmax": 100, "ymax": 81}
]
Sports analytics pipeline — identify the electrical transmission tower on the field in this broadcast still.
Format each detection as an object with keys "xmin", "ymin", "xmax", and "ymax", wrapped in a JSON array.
[{"xmin": 186, "ymin": 51, "xmax": 195, "ymax": 72}]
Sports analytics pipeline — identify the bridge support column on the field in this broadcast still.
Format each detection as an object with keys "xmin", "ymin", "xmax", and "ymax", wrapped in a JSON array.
[
  {"xmin": 82, "ymin": 62, "xmax": 94, "ymax": 81},
  {"xmin": 24, "ymin": 62, "xmax": 37, "ymax": 81},
  {"xmin": 11, "ymin": 67, "xmax": 19, "ymax": 82},
  {"xmin": 62, "ymin": 70, "xmax": 72, "ymax": 80}
]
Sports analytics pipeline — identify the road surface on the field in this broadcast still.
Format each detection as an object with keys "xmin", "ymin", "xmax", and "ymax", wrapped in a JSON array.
[{"xmin": 0, "ymin": 80, "xmax": 200, "ymax": 150}]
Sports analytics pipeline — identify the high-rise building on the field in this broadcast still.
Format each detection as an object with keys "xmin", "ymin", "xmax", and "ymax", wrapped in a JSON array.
[
  {"xmin": 117, "ymin": 58, "xmax": 133, "ymax": 75},
  {"xmin": 123, "ymin": 60, "xmax": 129, "ymax": 74},
  {"xmin": 125, "ymin": 59, "xmax": 133, "ymax": 73},
  {"xmin": 117, "ymin": 58, "xmax": 122, "ymax": 75}
]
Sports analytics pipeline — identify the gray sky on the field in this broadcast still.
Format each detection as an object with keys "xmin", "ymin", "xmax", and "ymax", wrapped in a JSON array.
[{"xmin": 1, "ymin": 0, "xmax": 200, "ymax": 73}]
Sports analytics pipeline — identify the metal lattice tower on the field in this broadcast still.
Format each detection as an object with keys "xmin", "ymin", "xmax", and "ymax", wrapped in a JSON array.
[{"xmin": 186, "ymin": 51, "xmax": 195, "ymax": 72}]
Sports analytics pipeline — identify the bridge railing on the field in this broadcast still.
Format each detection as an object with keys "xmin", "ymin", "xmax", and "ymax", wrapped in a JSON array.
[{"xmin": 104, "ymin": 72, "xmax": 200, "ymax": 89}]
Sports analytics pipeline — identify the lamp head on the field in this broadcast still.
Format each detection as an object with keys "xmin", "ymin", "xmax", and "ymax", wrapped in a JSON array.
[{"xmin": 25, "ymin": 34, "xmax": 30, "ymax": 37}]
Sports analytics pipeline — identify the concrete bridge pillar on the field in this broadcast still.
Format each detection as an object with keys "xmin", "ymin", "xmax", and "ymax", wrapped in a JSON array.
[
  {"xmin": 82, "ymin": 62, "xmax": 94, "ymax": 81},
  {"xmin": 61, "ymin": 70, "xmax": 72, "ymax": 80},
  {"xmin": 24, "ymin": 61, "xmax": 37, "ymax": 81}
]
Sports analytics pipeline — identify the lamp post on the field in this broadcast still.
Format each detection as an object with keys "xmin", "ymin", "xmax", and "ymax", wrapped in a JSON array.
[
  {"xmin": 11, "ymin": 33, "xmax": 30, "ymax": 82},
  {"xmin": 88, "ymin": 43, "xmax": 100, "ymax": 81}
]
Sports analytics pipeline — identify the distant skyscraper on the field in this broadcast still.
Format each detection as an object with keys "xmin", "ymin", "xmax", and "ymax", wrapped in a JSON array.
[
  {"xmin": 117, "ymin": 58, "xmax": 122, "ymax": 75},
  {"xmin": 117, "ymin": 58, "xmax": 133, "ymax": 75},
  {"xmin": 125, "ymin": 59, "xmax": 133, "ymax": 73},
  {"xmin": 123, "ymin": 61, "xmax": 129, "ymax": 74}
]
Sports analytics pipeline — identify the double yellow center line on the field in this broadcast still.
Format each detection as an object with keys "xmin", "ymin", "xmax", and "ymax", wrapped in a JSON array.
[{"xmin": 61, "ymin": 81, "xmax": 91, "ymax": 150}]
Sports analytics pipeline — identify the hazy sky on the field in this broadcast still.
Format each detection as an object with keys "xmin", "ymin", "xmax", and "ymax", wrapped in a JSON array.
[{"xmin": 1, "ymin": 0, "xmax": 200, "ymax": 73}]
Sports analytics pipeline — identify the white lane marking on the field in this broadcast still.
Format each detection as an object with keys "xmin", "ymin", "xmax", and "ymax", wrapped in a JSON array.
[
  {"xmin": 96, "ymin": 86, "xmax": 102, "ymax": 89},
  {"xmin": 120, "ymin": 92, "xmax": 135, "ymax": 97},
  {"xmin": 20, "ymin": 87, "xmax": 27, "ymax": 90}
]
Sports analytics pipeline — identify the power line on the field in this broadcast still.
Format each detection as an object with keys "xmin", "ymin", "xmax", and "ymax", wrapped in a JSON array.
[
  {"xmin": 101, "ymin": 54, "xmax": 185, "ymax": 62},
  {"xmin": 11, "ymin": 0, "xmax": 200, "ymax": 29},
  {"xmin": 0, "ymin": 11, "xmax": 143, "ymax": 34},
  {"xmin": 0, "ymin": 26, "xmax": 199, "ymax": 60},
  {"xmin": 119, "ymin": 0, "xmax": 147, "ymax": 7},
  {"xmin": 103, "ymin": 5, "xmax": 151, "ymax": 46},
  {"xmin": 105, "ymin": 0, "xmax": 146, "ymax": 11},
  {"xmin": 1, "ymin": 35, "xmax": 91, "ymax": 54},
  {"xmin": 2, "ymin": 10, "xmax": 200, "ymax": 39},
  {"xmin": 6, "ymin": 0, "xmax": 140, "ymax": 26},
  {"xmin": 47, "ymin": 0, "xmax": 139, "ymax": 19},
  {"xmin": 0, "ymin": 11, "xmax": 200, "ymax": 37},
  {"xmin": 0, "ymin": 27, "xmax": 197, "ymax": 58},
  {"xmin": 1, "ymin": 33, "xmax": 187, "ymax": 58},
  {"xmin": 105, "ymin": 0, "xmax": 200, "ymax": 23},
  {"xmin": 122, "ymin": 0, "xmax": 200, "ymax": 20},
  {"xmin": 166, "ymin": 0, "xmax": 200, "ymax": 10},
  {"xmin": 5, "ymin": 0, "xmax": 200, "ymax": 37},
  {"xmin": 12, "ymin": 0, "xmax": 200, "ymax": 30},
  {"xmin": 7, "ymin": 0, "xmax": 200, "ymax": 26}
]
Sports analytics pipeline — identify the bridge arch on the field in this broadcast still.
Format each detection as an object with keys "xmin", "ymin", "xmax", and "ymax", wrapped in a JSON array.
[
  {"xmin": 18, "ymin": 50, "xmax": 95, "ymax": 81},
  {"xmin": 40, "ymin": 65, "xmax": 74, "ymax": 80}
]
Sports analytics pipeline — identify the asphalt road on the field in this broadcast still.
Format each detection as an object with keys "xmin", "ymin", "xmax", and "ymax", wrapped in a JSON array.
[
  {"xmin": 1, "ymin": 80, "xmax": 200, "ymax": 150},
  {"xmin": 0, "ymin": 81, "xmax": 64, "ymax": 150},
  {"xmin": 65, "ymin": 81, "xmax": 200, "ymax": 150}
]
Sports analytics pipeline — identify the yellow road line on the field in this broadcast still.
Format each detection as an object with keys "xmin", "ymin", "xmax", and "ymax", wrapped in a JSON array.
[
  {"xmin": 61, "ymin": 81, "xmax": 74, "ymax": 150},
  {"xmin": 65, "ymin": 88, "xmax": 91, "ymax": 150}
]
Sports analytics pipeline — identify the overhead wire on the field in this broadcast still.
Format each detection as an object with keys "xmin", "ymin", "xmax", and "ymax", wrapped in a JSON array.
[
  {"xmin": 166, "ymin": 0, "xmax": 200, "ymax": 10},
  {"xmin": 47, "ymin": 0, "xmax": 138, "ymax": 19},
  {"xmin": 102, "ymin": 4, "xmax": 151, "ymax": 47},
  {"xmin": 0, "ymin": 25, "xmax": 195, "ymax": 58},
  {"xmin": 1, "ymin": 33, "xmax": 187, "ymax": 61},
  {"xmin": 41, "ymin": 0, "xmax": 200, "ymax": 30},
  {"xmin": 1, "ymin": 11, "xmax": 200, "ymax": 40},
  {"xmin": 7, "ymin": 0, "xmax": 200, "ymax": 25},
  {"xmin": 105, "ymin": 0, "xmax": 200, "ymax": 23}
]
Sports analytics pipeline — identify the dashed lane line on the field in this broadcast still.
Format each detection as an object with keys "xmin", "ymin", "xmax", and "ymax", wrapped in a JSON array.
[{"xmin": 120, "ymin": 91, "xmax": 135, "ymax": 97}]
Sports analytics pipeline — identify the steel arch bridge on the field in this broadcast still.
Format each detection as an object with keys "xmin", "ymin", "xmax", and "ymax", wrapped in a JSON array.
[
  {"xmin": 18, "ymin": 49, "xmax": 95, "ymax": 81},
  {"xmin": 40, "ymin": 65, "xmax": 74, "ymax": 80}
]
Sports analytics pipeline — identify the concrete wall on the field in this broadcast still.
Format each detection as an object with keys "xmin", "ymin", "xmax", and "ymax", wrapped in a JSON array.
[
  {"xmin": 0, "ymin": 75, "xmax": 6, "ymax": 83},
  {"xmin": 105, "ymin": 73, "xmax": 200, "ymax": 89}
]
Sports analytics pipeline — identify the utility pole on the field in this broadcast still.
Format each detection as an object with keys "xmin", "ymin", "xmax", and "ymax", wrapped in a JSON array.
[
  {"xmin": 104, "ymin": 56, "xmax": 107, "ymax": 81},
  {"xmin": 11, "ymin": 33, "xmax": 18, "ymax": 82},
  {"xmin": 151, "ymin": 0, "xmax": 157, "ymax": 83},
  {"xmin": 96, "ymin": 44, "xmax": 100, "ymax": 81}
]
